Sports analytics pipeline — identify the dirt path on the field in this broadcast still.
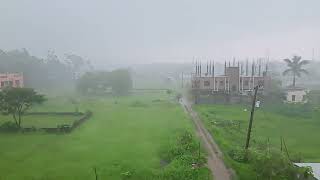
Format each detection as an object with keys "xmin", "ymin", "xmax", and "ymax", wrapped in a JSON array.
[{"xmin": 180, "ymin": 98, "xmax": 233, "ymax": 180}]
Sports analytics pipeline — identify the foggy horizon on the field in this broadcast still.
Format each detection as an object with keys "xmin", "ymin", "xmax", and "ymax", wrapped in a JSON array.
[
  {"xmin": 1, "ymin": 1, "xmax": 320, "ymax": 179},
  {"xmin": 1, "ymin": 0, "xmax": 320, "ymax": 65}
]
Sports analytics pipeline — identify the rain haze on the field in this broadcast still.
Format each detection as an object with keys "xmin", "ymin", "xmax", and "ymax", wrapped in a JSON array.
[
  {"xmin": 1, "ymin": 1, "xmax": 320, "ymax": 180},
  {"xmin": 1, "ymin": 0, "xmax": 320, "ymax": 66}
]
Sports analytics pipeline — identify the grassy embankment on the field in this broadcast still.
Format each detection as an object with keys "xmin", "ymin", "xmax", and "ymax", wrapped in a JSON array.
[{"xmin": 195, "ymin": 103, "xmax": 320, "ymax": 179}]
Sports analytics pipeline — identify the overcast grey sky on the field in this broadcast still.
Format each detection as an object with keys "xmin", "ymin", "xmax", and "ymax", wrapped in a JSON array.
[{"xmin": 0, "ymin": 0, "xmax": 320, "ymax": 65}]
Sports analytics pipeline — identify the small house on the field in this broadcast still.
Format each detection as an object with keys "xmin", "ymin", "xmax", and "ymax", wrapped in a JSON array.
[
  {"xmin": 0, "ymin": 73, "xmax": 24, "ymax": 89},
  {"xmin": 294, "ymin": 163, "xmax": 319, "ymax": 179},
  {"xmin": 284, "ymin": 86, "xmax": 308, "ymax": 103}
]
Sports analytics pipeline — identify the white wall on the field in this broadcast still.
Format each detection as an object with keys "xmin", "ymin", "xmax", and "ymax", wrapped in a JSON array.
[{"xmin": 286, "ymin": 90, "xmax": 307, "ymax": 103}]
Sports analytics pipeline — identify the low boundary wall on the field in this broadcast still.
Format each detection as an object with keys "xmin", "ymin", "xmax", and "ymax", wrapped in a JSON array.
[{"xmin": 21, "ymin": 111, "xmax": 93, "ymax": 133}]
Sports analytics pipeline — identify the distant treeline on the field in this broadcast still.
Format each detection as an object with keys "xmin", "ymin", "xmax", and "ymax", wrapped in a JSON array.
[
  {"xmin": 76, "ymin": 69, "xmax": 132, "ymax": 95},
  {"xmin": 0, "ymin": 49, "xmax": 92, "ymax": 90},
  {"xmin": 268, "ymin": 60, "xmax": 320, "ymax": 89}
]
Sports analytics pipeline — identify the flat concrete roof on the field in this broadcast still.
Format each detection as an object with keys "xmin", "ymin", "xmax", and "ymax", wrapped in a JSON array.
[{"xmin": 295, "ymin": 163, "xmax": 320, "ymax": 179}]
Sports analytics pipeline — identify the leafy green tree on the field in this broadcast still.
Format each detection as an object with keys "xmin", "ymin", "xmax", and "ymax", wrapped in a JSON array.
[
  {"xmin": 77, "ymin": 69, "xmax": 132, "ymax": 95},
  {"xmin": 0, "ymin": 88, "xmax": 46, "ymax": 128},
  {"xmin": 76, "ymin": 72, "xmax": 98, "ymax": 94},
  {"xmin": 264, "ymin": 78, "xmax": 285, "ymax": 103},
  {"xmin": 0, "ymin": 49, "xmax": 74, "ymax": 89},
  {"xmin": 283, "ymin": 56, "xmax": 309, "ymax": 87},
  {"xmin": 65, "ymin": 53, "xmax": 93, "ymax": 79},
  {"xmin": 251, "ymin": 150, "xmax": 313, "ymax": 180},
  {"xmin": 76, "ymin": 71, "xmax": 111, "ymax": 94},
  {"xmin": 69, "ymin": 98, "xmax": 80, "ymax": 113},
  {"xmin": 109, "ymin": 69, "xmax": 133, "ymax": 95}
]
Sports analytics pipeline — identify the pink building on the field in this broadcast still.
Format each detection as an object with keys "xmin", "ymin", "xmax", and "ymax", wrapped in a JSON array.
[{"xmin": 0, "ymin": 73, "xmax": 24, "ymax": 88}]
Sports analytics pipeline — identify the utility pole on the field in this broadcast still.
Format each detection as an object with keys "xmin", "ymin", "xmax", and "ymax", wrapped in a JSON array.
[
  {"xmin": 245, "ymin": 85, "xmax": 259, "ymax": 150},
  {"xmin": 246, "ymin": 59, "xmax": 249, "ymax": 76},
  {"xmin": 312, "ymin": 48, "xmax": 315, "ymax": 61},
  {"xmin": 93, "ymin": 167, "xmax": 98, "ymax": 180},
  {"xmin": 181, "ymin": 72, "xmax": 184, "ymax": 88}
]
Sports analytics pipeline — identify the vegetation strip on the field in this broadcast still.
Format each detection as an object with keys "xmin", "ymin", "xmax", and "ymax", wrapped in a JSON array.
[
  {"xmin": 195, "ymin": 104, "xmax": 317, "ymax": 179},
  {"xmin": 181, "ymin": 97, "xmax": 233, "ymax": 180}
]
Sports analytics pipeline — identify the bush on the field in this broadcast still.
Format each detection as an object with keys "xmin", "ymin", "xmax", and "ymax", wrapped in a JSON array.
[
  {"xmin": 158, "ymin": 130, "xmax": 208, "ymax": 180},
  {"xmin": 307, "ymin": 90, "xmax": 320, "ymax": 106},
  {"xmin": 252, "ymin": 150, "xmax": 296, "ymax": 179},
  {"xmin": 162, "ymin": 131, "xmax": 199, "ymax": 161},
  {"xmin": 0, "ymin": 121, "xmax": 19, "ymax": 132},
  {"xmin": 76, "ymin": 69, "xmax": 132, "ymax": 95},
  {"xmin": 121, "ymin": 171, "xmax": 133, "ymax": 179},
  {"xmin": 263, "ymin": 103, "xmax": 314, "ymax": 118},
  {"xmin": 130, "ymin": 101, "xmax": 148, "ymax": 108},
  {"xmin": 234, "ymin": 148, "xmax": 315, "ymax": 180},
  {"xmin": 152, "ymin": 99, "xmax": 162, "ymax": 102},
  {"xmin": 158, "ymin": 157, "xmax": 201, "ymax": 180},
  {"xmin": 228, "ymin": 147, "xmax": 247, "ymax": 163},
  {"xmin": 176, "ymin": 93, "xmax": 182, "ymax": 101},
  {"xmin": 166, "ymin": 89, "xmax": 173, "ymax": 95}
]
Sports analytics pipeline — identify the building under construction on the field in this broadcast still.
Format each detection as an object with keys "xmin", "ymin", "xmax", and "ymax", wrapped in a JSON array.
[{"xmin": 191, "ymin": 60, "xmax": 271, "ymax": 104}]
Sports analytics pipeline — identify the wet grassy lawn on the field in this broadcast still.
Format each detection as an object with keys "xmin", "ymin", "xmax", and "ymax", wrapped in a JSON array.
[{"xmin": 0, "ymin": 93, "xmax": 202, "ymax": 180}]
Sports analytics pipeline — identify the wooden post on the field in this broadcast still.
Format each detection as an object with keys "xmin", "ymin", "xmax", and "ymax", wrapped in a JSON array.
[
  {"xmin": 212, "ymin": 60, "xmax": 215, "ymax": 77},
  {"xmin": 93, "ymin": 167, "xmax": 98, "ymax": 180},
  {"xmin": 246, "ymin": 59, "xmax": 249, "ymax": 76},
  {"xmin": 245, "ymin": 85, "xmax": 259, "ymax": 150},
  {"xmin": 181, "ymin": 72, "xmax": 184, "ymax": 88},
  {"xmin": 198, "ymin": 141, "xmax": 201, "ymax": 163},
  {"xmin": 267, "ymin": 137, "xmax": 270, "ymax": 154},
  {"xmin": 280, "ymin": 136, "xmax": 283, "ymax": 152},
  {"xmin": 283, "ymin": 138, "xmax": 291, "ymax": 160}
]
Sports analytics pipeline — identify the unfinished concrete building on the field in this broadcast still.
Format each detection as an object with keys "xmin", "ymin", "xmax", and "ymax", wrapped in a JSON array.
[{"xmin": 191, "ymin": 60, "xmax": 271, "ymax": 104}]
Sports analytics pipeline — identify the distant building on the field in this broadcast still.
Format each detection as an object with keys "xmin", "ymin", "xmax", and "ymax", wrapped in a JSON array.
[
  {"xmin": 294, "ymin": 163, "xmax": 319, "ymax": 179},
  {"xmin": 284, "ymin": 86, "xmax": 308, "ymax": 103},
  {"xmin": 191, "ymin": 61, "xmax": 271, "ymax": 104},
  {"xmin": 0, "ymin": 73, "xmax": 24, "ymax": 89}
]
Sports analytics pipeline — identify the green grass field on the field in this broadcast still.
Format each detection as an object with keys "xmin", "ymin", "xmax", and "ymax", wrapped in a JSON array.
[
  {"xmin": 195, "ymin": 103, "xmax": 320, "ymax": 179},
  {"xmin": 0, "ymin": 93, "xmax": 209, "ymax": 180}
]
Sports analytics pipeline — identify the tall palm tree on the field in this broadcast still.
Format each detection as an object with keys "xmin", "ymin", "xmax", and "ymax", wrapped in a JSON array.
[{"xmin": 283, "ymin": 56, "xmax": 309, "ymax": 87}]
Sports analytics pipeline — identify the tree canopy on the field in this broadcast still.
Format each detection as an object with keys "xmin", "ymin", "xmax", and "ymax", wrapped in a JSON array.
[
  {"xmin": 0, "ymin": 88, "xmax": 46, "ymax": 128},
  {"xmin": 283, "ymin": 56, "xmax": 309, "ymax": 87},
  {"xmin": 76, "ymin": 69, "xmax": 132, "ymax": 95},
  {"xmin": 0, "ymin": 49, "xmax": 90, "ymax": 90},
  {"xmin": 109, "ymin": 69, "xmax": 133, "ymax": 95}
]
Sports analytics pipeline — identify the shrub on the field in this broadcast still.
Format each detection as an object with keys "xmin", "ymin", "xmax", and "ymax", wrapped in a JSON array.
[
  {"xmin": 0, "ymin": 121, "xmax": 19, "ymax": 132},
  {"xmin": 158, "ymin": 158, "xmax": 200, "ymax": 180},
  {"xmin": 176, "ymin": 93, "xmax": 182, "ymax": 101},
  {"xmin": 158, "ymin": 130, "xmax": 208, "ymax": 180},
  {"xmin": 263, "ymin": 103, "xmax": 313, "ymax": 118},
  {"xmin": 76, "ymin": 69, "xmax": 132, "ymax": 95},
  {"xmin": 228, "ymin": 147, "xmax": 247, "ymax": 163},
  {"xmin": 178, "ymin": 131, "xmax": 194, "ymax": 146},
  {"xmin": 130, "ymin": 101, "xmax": 148, "ymax": 108},
  {"xmin": 121, "ymin": 171, "xmax": 132, "ymax": 179},
  {"xmin": 152, "ymin": 99, "xmax": 162, "ymax": 102},
  {"xmin": 252, "ymin": 150, "xmax": 294, "ymax": 179},
  {"xmin": 244, "ymin": 149, "xmax": 315, "ymax": 180}
]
